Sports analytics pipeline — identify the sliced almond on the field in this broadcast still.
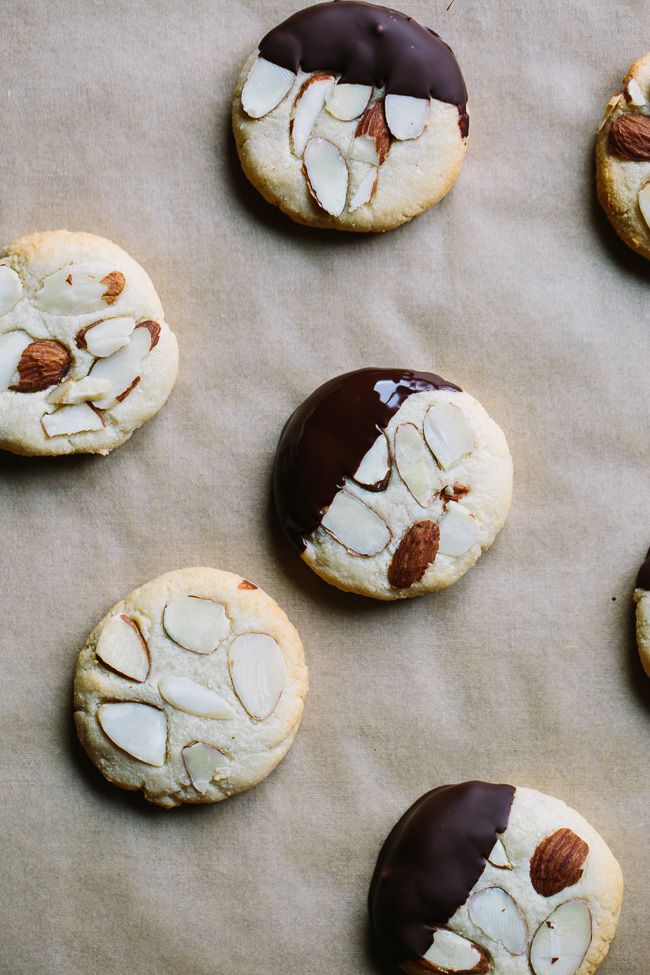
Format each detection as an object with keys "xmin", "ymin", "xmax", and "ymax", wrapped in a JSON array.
[
  {"xmin": 182, "ymin": 741, "xmax": 229, "ymax": 794},
  {"xmin": 348, "ymin": 134, "xmax": 380, "ymax": 165},
  {"xmin": 468, "ymin": 887, "xmax": 528, "ymax": 956},
  {"xmin": 348, "ymin": 167, "xmax": 379, "ymax": 211},
  {"xmin": 597, "ymin": 91, "xmax": 623, "ymax": 132},
  {"xmin": 241, "ymin": 57, "xmax": 296, "ymax": 118},
  {"xmin": 437, "ymin": 501, "xmax": 479, "ymax": 556},
  {"xmin": 395, "ymin": 422, "xmax": 442, "ymax": 506},
  {"xmin": 228, "ymin": 632, "xmax": 286, "ymax": 720},
  {"xmin": 0, "ymin": 330, "xmax": 32, "ymax": 390},
  {"xmin": 440, "ymin": 481, "xmax": 471, "ymax": 507},
  {"xmin": 303, "ymin": 137, "xmax": 349, "ymax": 216},
  {"xmin": 163, "ymin": 595, "xmax": 230, "ymax": 654},
  {"xmin": 76, "ymin": 316, "xmax": 136, "ymax": 357},
  {"xmin": 388, "ymin": 521, "xmax": 439, "ymax": 589},
  {"xmin": 423, "ymin": 402, "xmax": 474, "ymax": 471},
  {"xmin": 355, "ymin": 101, "xmax": 391, "ymax": 163},
  {"xmin": 96, "ymin": 614, "xmax": 150, "ymax": 682},
  {"xmin": 41, "ymin": 402, "xmax": 105, "ymax": 437},
  {"xmin": 0, "ymin": 266, "xmax": 23, "ymax": 316},
  {"xmin": 97, "ymin": 702, "xmax": 166, "ymax": 766},
  {"xmin": 35, "ymin": 264, "xmax": 125, "ymax": 315},
  {"xmin": 89, "ymin": 323, "xmax": 155, "ymax": 409},
  {"xmin": 353, "ymin": 433, "xmax": 390, "ymax": 490},
  {"xmin": 158, "ymin": 676, "xmax": 235, "ymax": 719},
  {"xmin": 423, "ymin": 928, "xmax": 490, "ymax": 974},
  {"xmin": 487, "ymin": 835, "xmax": 511, "ymax": 869},
  {"xmin": 384, "ymin": 94, "xmax": 430, "ymax": 140},
  {"xmin": 321, "ymin": 489, "xmax": 391, "ymax": 556},
  {"xmin": 10, "ymin": 340, "xmax": 70, "ymax": 393},
  {"xmin": 325, "ymin": 83, "xmax": 372, "ymax": 120},
  {"xmin": 530, "ymin": 901, "xmax": 591, "ymax": 975},
  {"xmin": 291, "ymin": 74, "xmax": 336, "ymax": 157},
  {"xmin": 530, "ymin": 829, "xmax": 588, "ymax": 897},
  {"xmin": 47, "ymin": 376, "xmax": 110, "ymax": 405},
  {"xmin": 639, "ymin": 180, "xmax": 650, "ymax": 230},
  {"xmin": 626, "ymin": 77, "xmax": 647, "ymax": 107}
]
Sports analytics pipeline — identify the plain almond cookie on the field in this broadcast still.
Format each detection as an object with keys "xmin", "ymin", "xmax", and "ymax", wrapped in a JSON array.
[
  {"xmin": 0, "ymin": 230, "xmax": 178, "ymax": 456},
  {"xmin": 232, "ymin": 0, "xmax": 468, "ymax": 232},
  {"xmin": 74, "ymin": 568, "xmax": 308, "ymax": 807},
  {"xmin": 596, "ymin": 54, "xmax": 650, "ymax": 259},
  {"xmin": 273, "ymin": 368, "xmax": 512, "ymax": 599},
  {"xmin": 633, "ymin": 547, "xmax": 650, "ymax": 676},
  {"xmin": 369, "ymin": 781, "xmax": 623, "ymax": 975}
]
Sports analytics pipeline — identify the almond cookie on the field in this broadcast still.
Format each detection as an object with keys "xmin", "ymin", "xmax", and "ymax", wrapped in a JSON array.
[
  {"xmin": 369, "ymin": 781, "xmax": 623, "ymax": 975},
  {"xmin": 273, "ymin": 368, "xmax": 512, "ymax": 599},
  {"xmin": 596, "ymin": 54, "xmax": 650, "ymax": 259},
  {"xmin": 633, "ymin": 547, "xmax": 650, "ymax": 676},
  {"xmin": 74, "ymin": 568, "xmax": 308, "ymax": 807},
  {"xmin": 232, "ymin": 0, "xmax": 468, "ymax": 232},
  {"xmin": 0, "ymin": 230, "xmax": 178, "ymax": 456}
]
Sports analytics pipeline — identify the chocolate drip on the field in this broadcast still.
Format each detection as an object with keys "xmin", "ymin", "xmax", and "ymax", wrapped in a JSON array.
[
  {"xmin": 258, "ymin": 1, "xmax": 468, "ymax": 131},
  {"xmin": 368, "ymin": 781, "xmax": 515, "ymax": 963},
  {"xmin": 273, "ymin": 368, "xmax": 460, "ymax": 552},
  {"xmin": 636, "ymin": 546, "xmax": 650, "ymax": 590}
]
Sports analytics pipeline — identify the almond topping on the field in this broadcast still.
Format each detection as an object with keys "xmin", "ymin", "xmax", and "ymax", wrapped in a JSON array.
[
  {"xmin": 355, "ymin": 101, "xmax": 391, "ymax": 164},
  {"xmin": 422, "ymin": 928, "xmax": 490, "ymax": 974},
  {"xmin": 388, "ymin": 521, "xmax": 440, "ymax": 589},
  {"xmin": 101, "ymin": 271, "xmax": 126, "ymax": 305},
  {"xmin": 529, "ymin": 901, "xmax": 592, "ymax": 975},
  {"xmin": 238, "ymin": 580, "xmax": 258, "ymax": 590},
  {"xmin": 530, "ymin": 829, "xmax": 589, "ymax": 897},
  {"xmin": 10, "ymin": 340, "xmax": 70, "ymax": 392},
  {"xmin": 608, "ymin": 113, "xmax": 650, "ymax": 160}
]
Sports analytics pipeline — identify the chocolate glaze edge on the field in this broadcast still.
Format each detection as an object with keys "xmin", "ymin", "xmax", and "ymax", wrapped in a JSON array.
[{"xmin": 636, "ymin": 546, "xmax": 650, "ymax": 589}]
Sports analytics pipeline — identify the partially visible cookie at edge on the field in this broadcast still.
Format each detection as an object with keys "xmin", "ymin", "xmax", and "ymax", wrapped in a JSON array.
[
  {"xmin": 0, "ymin": 230, "xmax": 178, "ymax": 456},
  {"xmin": 74, "ymin": 567, "xmax": 308, "ymax": 807},
  {"xmin": 633, "ymin": 546, "xmax": 650, "ymax": 676}
]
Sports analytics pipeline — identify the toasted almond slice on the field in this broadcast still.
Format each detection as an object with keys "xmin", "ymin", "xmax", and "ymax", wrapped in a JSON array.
[
  {"xmin": 639, "ymin": 181, "xmax": 650, "ymax": 230},
  {"xmin": 395, "ymin": 422, "xmax": 441, "ymax": 507},
  {"xmin": 163, "ymin": 595, "xmax": 230, "ymax": 654},
  {"xmin": 321, "ymin": 489, "xmax": 391, "ymax": 556},
  {"xmin": 89, "ymin": 323, "xmax": 154, "ymax": 409},
  {"xmin": 0, "ymin": 266, "xmax": 23, "ymax": 316},
  {"xmin": 530, "ymin": 901, "xmax": 591, "ymax": 975},
  {"xmin": 488, "ymin": 835, "xmax": 511, "ymax": 869},
  {"xmin": 35, "ymin": 264, "xmax": 125, "ymax": 315},
  {"xmin": 228, "ymin": 633, "xmax": 286, "ymax": 720},
  {"xmin": 437, "ymin": 501, "xmax": 479, "ymax": 556},
  {"xmin": 97, "ymin": 702, "xmax": 166, "ymax": 766},
  {"xmin": 76, "ymin": 316, "xmax": 136, "ymax": 357},
  {"xmin": 96, "ymin": 614, "xmax": 150, "ymax": 681},
  {"xmin": 597, "ymin": 92, "xmax": 623, "ymax": 132},
  {"xmin": 348, "ymin": 134, "xmax": 380, "ymax": 165},
  {"xmin": 325, "ymin": 83, "xmax": 372, "ymax": 120},
  {"xmin": 291, "ymin": 74, "xmax": 336, "ymax": 157},
  {"xmin": 47, "ymin": 376, "xmax": 110, "ymax": 405},
  {"xmin": 0, "ymin": 330, "xmax": 32, "ymax": 390},
  {"xmin": 468, "ymin": 887, "xmax": 528, "ymax": 956},
  {"xmin": 349, "ymin": 167, "xmax": 379, "ymax": 211},
  {"xmin": 353, "ymin": 433, "xmax": 390, "ymax": 490},
  {"xmin": 626, "ymin": 77, "xmax": 647, "ymax": 107},
  {"xmin": 303, "ymin": 138, "xmax": 349, "ymax": 216},
  {"xmin": 423, "ymin": 402, "xmax": 474, "ymax": 470},
  {"xmin": 388, "ymin": 521, "xmax": 439, "ymax": 589},
  {"xmin": 158, "ymin": 676, "xmax": 235, "ymax": 719},
  {"xmin": 182, "ymin": 741, "xmax": 229, "ymax": 794},
  {"xmin": 423, "ymin": 928, "xmax": 490, "ymax": 974},
  {"xmin": 355, "ymin": 101, "xmax": 391, "ymax": 163},
  {"xmin": 384, "ymin": 94, "xmax": 430, "ymax": 140},
  {"xmin": 41, "ymin": 402, "xmax": 106, "ymax": 437},
  {"xmin": 241, "ymin": 57, "xmax": 296, "ymax": 118},
  {"xmin": 10, "ymin": 341, "xmax": 71, "ymax": 392},
  {"xmin": 530, "ymin": 829, "xmax": 588, "ymax": 897}
]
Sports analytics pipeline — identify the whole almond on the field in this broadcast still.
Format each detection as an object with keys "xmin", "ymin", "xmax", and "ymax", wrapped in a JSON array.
[
  {"xmin": 10, "ymin": 340, "xmax": 71, "ymax": 393},
  {"xmin": 530, "ymin": 828, "xmax": 589, "ymax": 897},
  {"xmin": 388, "ymin": 521, "xmax": 440, "ymax": 589},
  {"xmin": 356, "ymin": 101, "xmax": 391, "ymax": 164},
  {"xmin": 101, "ymin": 270, "xmax": 126, "ymax": 305},
  {"xmin": 608, "ymin": 113, "xmax": 650, "ymax": 160}
]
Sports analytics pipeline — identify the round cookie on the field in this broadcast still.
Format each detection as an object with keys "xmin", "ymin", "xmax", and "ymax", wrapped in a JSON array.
[
  {"xmin": 596, "ymin": 54, "xmax": 650, "ymax": 259},
  {"xmin": 0, "ymin": 230, "xmax": 178, "ymax": 456},
  {"xmin": 633, "ymin": 546, "xmax": 650, "ymax": 676},
  {"xmin": 273, "ymin": 368, "xmax": 512, "ymax": 599},
  {"xmin": 74, "ymin": 568, "xmax": 308, "ymax": 807},
  {"xmin": 232, "ymin": 0, "xmax": 468, "ymax": 232},
  {"xmin": 369, "ymin": 781, "xmax": 623, "ymax": 975}
]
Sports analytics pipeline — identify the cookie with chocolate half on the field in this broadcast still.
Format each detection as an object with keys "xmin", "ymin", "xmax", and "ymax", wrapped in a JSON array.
[
  {"xmin": 0, "ymin": 230, "xmax": 178, "ymax": 456},
  {"xmin": 633, "ymin": 546, "xmax": 650, "ymax": 676},
  {"xmin": 232, "ymin": 0, "xmax": 468, "ymax": 231},
  {"xmin": 74, "ymin": 568, "xmax": 308, "ymax": 807},
  {"xmin": 596, "ymin": 54, "xmax": 650, "ymax": 259},
  {"xmin": 273, "ymin": 369, "xmax": 512, "ymax": 599},
  {"xmin": 369, "ymin": 782, "xmax": 623, "ymax": 975}
]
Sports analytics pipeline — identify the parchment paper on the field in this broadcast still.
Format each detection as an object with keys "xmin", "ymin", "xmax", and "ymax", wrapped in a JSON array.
[{"xmin": 1, "ymin": 1, "xmax": 649, "ymax": 972}]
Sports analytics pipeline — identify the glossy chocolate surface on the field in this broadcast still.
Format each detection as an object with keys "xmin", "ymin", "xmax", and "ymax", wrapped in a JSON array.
[
  {"xmin": 273, "ymin": 368, "xmax": 460, "ymax": 552},
  {"xmin": 259, "ymin": 1, "xmax": 468, "ymax": 131},
  {"xmin": 636, "ymin": 546, "xmax": 650, "ymax": 590},
  {"xmin": 368, "ymin": 781, "xmax": 515, "ymax": 963}
]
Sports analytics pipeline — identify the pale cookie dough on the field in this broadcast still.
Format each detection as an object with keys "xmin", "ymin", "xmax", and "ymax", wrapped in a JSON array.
[
  {"xmin": 633, "ymin": 546, "xmax": 650, "ymax": 676},
  {"xmin": 0, "ymin": 230, "xmax": 178, "ymax": 455},
  {"xmin": 369, "ymin": 781, "xmax": 623, "ymax": 975},
  {"xmin": 596, "ymin": 54, "xmax": 650, "ymax": 259},
  {"xmin": 232, "ymin": 0, "xmax": 468, "ymax": 232},
  {"xmin": 273, "ymin": 369, "xmax": 512, "ymax": 599},
  {"xmin": 74, "ymin": 568, "xmax": 308, "ymax": 807}
]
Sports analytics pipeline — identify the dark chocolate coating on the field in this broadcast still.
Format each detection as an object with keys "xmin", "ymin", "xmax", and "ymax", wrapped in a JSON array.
[
  {"xmin": 273, "ymin": 368, "xmax": 461, "ymax": 552},
  {"xmin": 258, "ymin": 1, "xmax": 468, "ymax": 133},
  {"xmin": 636, "ymin": 546, "xmax": 650, "ymax": 590},
  {"xmin": 368, "ymin": 781, "xmax": 515, "ymax": 963}
]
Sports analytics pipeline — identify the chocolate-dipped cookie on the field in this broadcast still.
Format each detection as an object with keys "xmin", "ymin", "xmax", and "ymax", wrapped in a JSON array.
[
  {"xmin": 633, "ymin": 546, "xmax": 650, "ymax": 676},
  {"xmin": 273, "ymin": 368, "xmax": 512, "ymax": 599},
  {"xmin": 232, "ymin": 1, "xmax": 468, "ymax": 231},
  {"xmin": 369, "ymin": 782, "xmax": 623, "ymax": 975}
]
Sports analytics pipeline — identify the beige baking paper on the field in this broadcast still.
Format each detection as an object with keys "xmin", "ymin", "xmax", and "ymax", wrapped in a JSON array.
[{"xmin": 0, "ymin": 0, "xmax": 648, "ymax": 972}]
